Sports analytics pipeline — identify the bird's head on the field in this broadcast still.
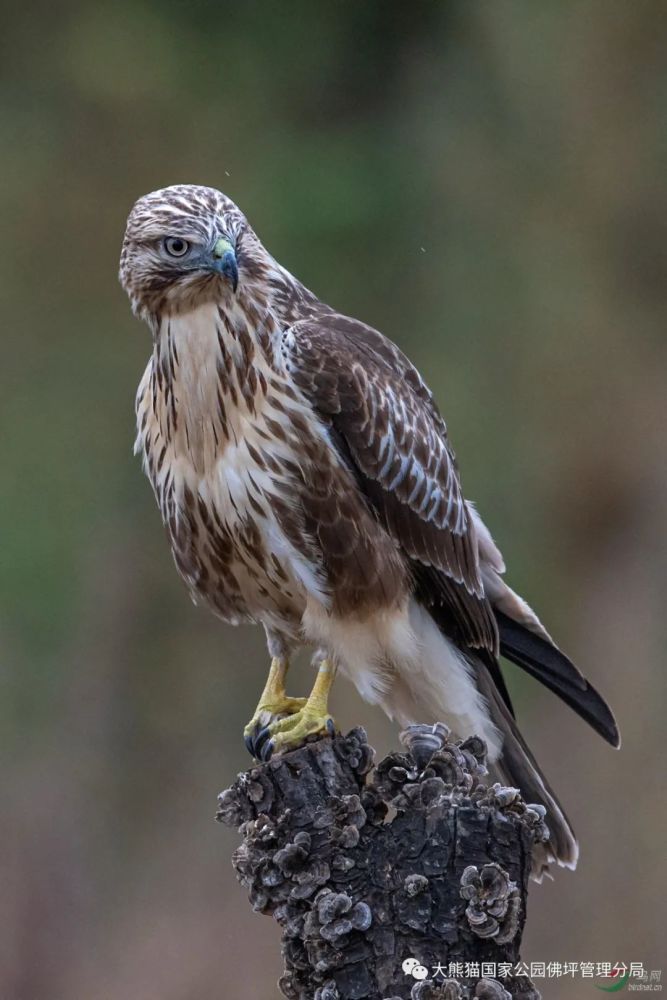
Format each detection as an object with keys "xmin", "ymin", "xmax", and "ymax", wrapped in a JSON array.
[{"xmin": 119, "ymin": 184, "xmax": 268, "ymax": 321}]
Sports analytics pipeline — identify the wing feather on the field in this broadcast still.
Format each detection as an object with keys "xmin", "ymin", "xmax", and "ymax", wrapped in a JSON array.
[
  {"xmin": 283, "ymin": 311, "xmax": 618, "ymax": 746},
  {"xmin": 283, "ymin": 313, "xmax": 499, "ymax": 658}
]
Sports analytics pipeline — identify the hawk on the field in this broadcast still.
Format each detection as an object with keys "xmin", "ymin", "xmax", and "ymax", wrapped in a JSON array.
[{"xmin": 120, "ymin": 184, "xmax": 619, "ymax": 877}]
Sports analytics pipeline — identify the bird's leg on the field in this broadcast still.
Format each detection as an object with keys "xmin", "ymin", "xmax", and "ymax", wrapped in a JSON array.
[
  {"xmin": 252, "ymin": 658, "xmax": 337, "ymax": 761},
  {"xmin": 244, "ymin": 656, "xmax": 307, "ymax": 756}
]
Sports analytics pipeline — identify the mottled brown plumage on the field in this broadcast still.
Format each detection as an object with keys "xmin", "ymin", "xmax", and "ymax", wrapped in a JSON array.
[{"xmin": 120, "ymin": 184, "xmax": 619, "ymax": 879}]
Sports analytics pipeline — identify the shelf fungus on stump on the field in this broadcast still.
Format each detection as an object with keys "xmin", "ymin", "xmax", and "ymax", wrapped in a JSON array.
[{"xmin": 217, "ymin": 724, "xmax": 543, "ymax": 999}]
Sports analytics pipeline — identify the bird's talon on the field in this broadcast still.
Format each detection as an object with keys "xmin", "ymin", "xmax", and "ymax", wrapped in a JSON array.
[
  {"xmin": 243, "ymin": 695, "xmax": 308, "ymax": 759},
  {"xmin": 264, "ymin": 708, "xmax": 337, "ymax": 757},
  {"xmin": 254, "ymin": 725, "xmax": 272, "ymax": 756}
]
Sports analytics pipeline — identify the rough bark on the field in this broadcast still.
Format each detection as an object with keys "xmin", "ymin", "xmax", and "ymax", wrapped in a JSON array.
[{"xmin": 217, "ymin": 724, "xmax": 543, "ymax": 1000}]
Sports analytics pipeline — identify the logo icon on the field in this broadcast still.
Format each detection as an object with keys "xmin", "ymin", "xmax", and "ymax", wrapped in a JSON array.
[
  {"xmin": 595, "ymin": 972, "xmax": 630, "ymax": 992},
  {"xmin": 402, "ymin": 958, "xmax": 429, "ymax": 980}
]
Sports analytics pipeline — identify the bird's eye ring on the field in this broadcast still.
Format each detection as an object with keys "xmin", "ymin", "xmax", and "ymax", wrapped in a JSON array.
[{"xmin": 164, "ymin": 237, "xmax": 190, "ymax": 257}]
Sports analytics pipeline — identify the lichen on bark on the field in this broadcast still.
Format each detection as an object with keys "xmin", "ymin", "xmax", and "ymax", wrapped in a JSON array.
[{"xmin": 217, "ymin": 724, "xmax": 541, "ymax": 999}]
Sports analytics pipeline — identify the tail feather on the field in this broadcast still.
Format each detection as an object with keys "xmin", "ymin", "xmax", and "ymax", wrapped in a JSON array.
[
  {"xmin": 496, "ymin": 610, "xmax": 620, "ymax": 748},
  {"xmin": 477, "ymin": 664, "xmax": 579, "ymax": 880},
  {"xmin": 380, "ymin": 602, "xmax": 579, "ymax": 880}
]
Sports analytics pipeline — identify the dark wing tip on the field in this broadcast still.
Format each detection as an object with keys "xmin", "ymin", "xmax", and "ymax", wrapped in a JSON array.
[
  {"xmin": 496, "ymin": 610, "xmax": 621, "ymax": 748},
  {"xmin": 584, "ymin": 679, "xmax": 621, "ymax": 748},
  {"xmin": 606, "ymin": 712, "xmax": 622, "ymax": 749}
]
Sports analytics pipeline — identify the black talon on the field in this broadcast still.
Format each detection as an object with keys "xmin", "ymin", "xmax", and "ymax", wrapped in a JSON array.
[
  {"xmin": 326, "ymin": 718, "xmax": 336, "ymax": 737},
  {"xmin": 260, "ymin": 738, "xmax": 274, "ymax": 762},
  {"xmin": 244, "ymin": 733, "xmax": 256, "ymax": 757},
  {"xmin": 254, "ymin": 725, "xmax": 273, "ymax": 759}
]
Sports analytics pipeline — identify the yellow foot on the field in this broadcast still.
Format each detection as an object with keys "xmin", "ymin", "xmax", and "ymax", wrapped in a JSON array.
[
  {"xmin": 244, "ymin": 696, "xmax": 307, "ymax": 757},
  {"xmin": 253, "ymin": 705, "xmax": 337, "ymax": 761}
]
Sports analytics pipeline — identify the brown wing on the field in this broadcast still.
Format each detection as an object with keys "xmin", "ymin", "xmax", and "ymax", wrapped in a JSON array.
[{"xmin": 283, "ymin": 312, "xmax": 500, "ymax": 657}]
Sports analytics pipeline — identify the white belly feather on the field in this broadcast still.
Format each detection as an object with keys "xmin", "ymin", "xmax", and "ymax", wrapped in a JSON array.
[{"xmin": 305, "ymin": 597, "xmax": 502, "ymax": 760}]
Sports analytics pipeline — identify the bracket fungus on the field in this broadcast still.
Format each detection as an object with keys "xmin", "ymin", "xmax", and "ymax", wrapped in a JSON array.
[{"xmin": 218, "ymin": 725, "xmax": 541, "ymax": 999}]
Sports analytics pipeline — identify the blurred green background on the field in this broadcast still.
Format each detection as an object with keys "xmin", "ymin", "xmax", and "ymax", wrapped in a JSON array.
[{"xmin": 2, "ymin": 2, "xmax": 666, "ymax": 997}]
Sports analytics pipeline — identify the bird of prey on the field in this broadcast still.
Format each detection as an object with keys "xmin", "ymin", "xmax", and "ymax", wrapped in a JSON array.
[{"xmin": 120, "ymin": 184, "xmax": 619, "ymax": 877}]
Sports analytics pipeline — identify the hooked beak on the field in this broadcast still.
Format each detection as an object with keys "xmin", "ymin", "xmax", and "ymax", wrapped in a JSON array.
[{"xmin": 207, "ymin": 237, "xmax": 238, "ymax": 291}]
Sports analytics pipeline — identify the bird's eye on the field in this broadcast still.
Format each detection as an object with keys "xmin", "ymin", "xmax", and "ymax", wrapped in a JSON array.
[{"xmin": 164, "ymin": 237, "xmax": 190, "ymax": 257}]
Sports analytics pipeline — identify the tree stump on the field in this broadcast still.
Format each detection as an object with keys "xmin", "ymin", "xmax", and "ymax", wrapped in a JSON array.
[{"xmin": 217, "ymin": 724, "xmax": 544, "ymax": 999}]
